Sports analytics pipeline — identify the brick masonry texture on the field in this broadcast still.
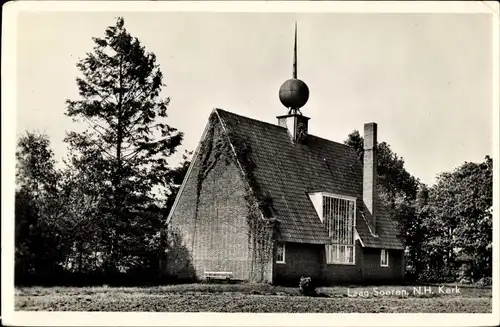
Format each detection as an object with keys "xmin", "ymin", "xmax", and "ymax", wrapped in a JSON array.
[
  {"xmin": 363, "ymin": 122, "xmax": 377, "ymax": 233},
  {"xmin": 169, "ymin": 120, "xmax": 254, "ymax": 281},
  {"xmin": 274, "ymin": 243, "xmax": 322, "ymax": 284},
  {"xmin": 361, "ymin": 248, "xmax": 404, "ymax": 283},
  {"xmin": 274, "ymin": 241, "xmax": 403, "ymax": 285},
  {"xmin": 321, "ymin": 241, "xmax": 364, "ymax": 284}
]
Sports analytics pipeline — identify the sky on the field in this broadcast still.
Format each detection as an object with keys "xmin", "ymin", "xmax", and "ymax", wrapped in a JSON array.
[{"xmin": 16, "ymin": 11, "xmax": 493, "ymax": 186}]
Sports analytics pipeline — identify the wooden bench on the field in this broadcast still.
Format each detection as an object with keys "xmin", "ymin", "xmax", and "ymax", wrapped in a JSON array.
[{"xmin": 204, "ymin": 271, "xmax": 233, "ymax": 281}]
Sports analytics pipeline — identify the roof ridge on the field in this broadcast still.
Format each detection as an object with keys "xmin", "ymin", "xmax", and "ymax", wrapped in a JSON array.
[
  {"xmin": 307, "ymin": 134, "xmax": 356, "ymax": 150},
  {"xmin": 215, "ymin": 108, "xmax": 357, "ymax": 150},
  {"xmin": 214, "ymin": 108, "xmax": 283, "ymax": 130}
]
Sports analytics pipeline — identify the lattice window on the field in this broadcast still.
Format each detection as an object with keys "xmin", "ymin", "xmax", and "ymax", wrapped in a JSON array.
[{"xmin": 323, "ymin": 196, "xmax": 356, "ymax": 264}]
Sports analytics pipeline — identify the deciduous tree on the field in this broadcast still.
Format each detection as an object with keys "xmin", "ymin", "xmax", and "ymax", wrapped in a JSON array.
[
  {"xmin": 426, "ymin": 156, "xmax": 493, "ymax": 281},
  {"xmin": 15, "ymin": 132, "xmax": 66, "ymax": 283}
]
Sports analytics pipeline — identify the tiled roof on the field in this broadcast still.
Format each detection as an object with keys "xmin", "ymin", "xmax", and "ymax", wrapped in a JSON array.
[{"xmin": 215, "ymin": 108, "xmax": 404, "ymax": 250}]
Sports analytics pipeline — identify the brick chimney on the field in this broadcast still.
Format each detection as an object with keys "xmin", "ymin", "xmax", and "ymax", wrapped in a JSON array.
[{"xmin": 363, "ymin": 122, "xmax": 377, "ymax": 234}]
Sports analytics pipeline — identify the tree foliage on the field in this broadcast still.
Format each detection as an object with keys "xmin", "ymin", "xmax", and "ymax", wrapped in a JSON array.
[
  {"xmin": 15, "ymin": 17, "xmax": 192, "ymax": 286},
  {"xmin": 345, "ymin": 131, "xmax": 492, "ymax": 283},
  {"xmin": 345, "ymin": 130, "xmax": 419, "ymax": 201},
  {"xmin": 63, "ymin": 17, "xmax": 184, "ymax": 275},
  {"xmin": 65, "ymin": 16, "xmax": 183, "ymax": 199},
  {"xmin": 15, "ymin": 132, "xmax": 67, "ymax": 283},
  {"xmin": 422, "ymin": 156, "xmax": 493, "ymax": 281},
  {"xmin": 16, "ymin": 131, "xmax": 59, "ymax": 197}
]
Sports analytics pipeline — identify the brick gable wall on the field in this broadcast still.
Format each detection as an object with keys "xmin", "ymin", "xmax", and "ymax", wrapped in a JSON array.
[{"xmin": 168, "ymin": 120, "xmax": 253, "ymax": 281}]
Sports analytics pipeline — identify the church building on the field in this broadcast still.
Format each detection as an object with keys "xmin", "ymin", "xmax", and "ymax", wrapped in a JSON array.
[{"xmin": 166, "ymin": 25, "xmax": 404, "ymax": 285}]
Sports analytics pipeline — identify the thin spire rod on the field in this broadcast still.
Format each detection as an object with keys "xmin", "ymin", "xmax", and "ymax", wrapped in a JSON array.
[{"xmin": 293, "ymin": 22, "xmax": 297, "ymax": 79}]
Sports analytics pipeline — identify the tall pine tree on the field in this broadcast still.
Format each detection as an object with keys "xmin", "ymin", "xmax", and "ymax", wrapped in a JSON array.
[{"xmin": 64, "ymin": 17, "xmax": 183, "ymax": 274}]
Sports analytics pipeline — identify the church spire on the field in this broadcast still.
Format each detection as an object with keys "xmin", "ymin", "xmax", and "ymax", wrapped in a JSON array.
[
  {"xmin": 278, "ymin": 22, "xmax": 309, "ymax": 114},
  {"xmin": 277, "ymin": 22, "xmax": 310, "ymax": 144},
  {"xmin": 293, "ymin": 22, "xmax": 297, "ymax": 79}
]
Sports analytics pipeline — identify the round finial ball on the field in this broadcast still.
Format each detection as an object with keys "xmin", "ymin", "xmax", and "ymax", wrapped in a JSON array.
[{"xmin": 279, "ymin": 78, "xmax": 310, "ymax": 109}]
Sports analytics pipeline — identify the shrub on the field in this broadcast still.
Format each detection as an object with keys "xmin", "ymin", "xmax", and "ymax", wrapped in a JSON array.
[
  {"xmin": 299, "ymin": 277, "xmax": 316, "ymax": 296},
  {"xmin": 417, "ymin": 267, "xmax": 457, "ymax": 283},
  {"xmin": 476, "ymin": 277, "xmax": 492, "ymax": 287}
]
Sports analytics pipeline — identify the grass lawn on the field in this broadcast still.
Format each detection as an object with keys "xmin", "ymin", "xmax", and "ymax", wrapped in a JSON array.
[{"xmin": 15, "ymin": 283, "xmax": 492, "ymax": 313}]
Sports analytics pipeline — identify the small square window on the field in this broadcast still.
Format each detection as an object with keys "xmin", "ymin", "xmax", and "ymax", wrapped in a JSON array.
[
  {"xmin": 276, "ymin": 242, "xmax": 286, "ymax": 264},
  {"xmin": 380, "ymin": 249, "xmax": 389, "ymax": 267}
]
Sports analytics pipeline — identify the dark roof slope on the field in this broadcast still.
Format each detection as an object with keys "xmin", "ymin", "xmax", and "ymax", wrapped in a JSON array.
[{"xmin": 215, "ymin": 108, "xmax": 403, "ymax": 250}]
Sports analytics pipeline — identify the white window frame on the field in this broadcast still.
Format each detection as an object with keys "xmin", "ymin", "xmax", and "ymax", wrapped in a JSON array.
[
  {"xmin": 326, "ymin": 244, "xmax": 355, "ymax": 265},
  {"xmin": 276, "ymin": 242, "xmax": 286, "ymax": 264},
  {"xmin": 380, "ymin": 249, "xmax": 389, "ymax": 267},
  {"xmin": 322, "ymin": 194, "xmax": 357, "ymax": 265}
]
